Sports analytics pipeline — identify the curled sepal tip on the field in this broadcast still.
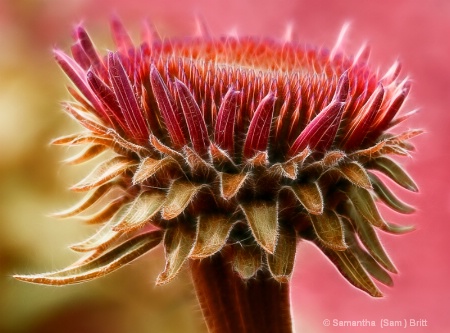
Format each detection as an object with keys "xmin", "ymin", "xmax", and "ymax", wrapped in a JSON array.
[
  {"xmin": 320, "ymin": 244, "xmax": 383, "ymax": 297},
  {"xmin": 51, "ymin": 182, "xmax": 118, "ymax": 218},
  {"xmin": 367, "ymin": 157, "xmax": 418, "ymax": 192},
  {"xmin": 346, "ymin": 232, "xmax": 394, "ymax": 287},
  {"xmin": 347, "ymin": 203, "xmax": 397, "ymax": 273},
  {"xmin": 381, "ymin": 222, "xmax": 415, "ymax": 235},
  {"xmin": 368, "ymin": 172, "xmax": 415, "ymax": 214},
  {"xmin": 14, "ymin": 231, "xmax": 163, "ymax": 285},
  {"xmin": 346, "ymin": 186, "xmax": 387, "ymax": 228}
]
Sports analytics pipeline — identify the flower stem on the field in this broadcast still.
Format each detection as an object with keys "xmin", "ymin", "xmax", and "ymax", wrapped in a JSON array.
[{"xmin": 190, "ymin": 252, "xmax": 293, "ymax": 333}]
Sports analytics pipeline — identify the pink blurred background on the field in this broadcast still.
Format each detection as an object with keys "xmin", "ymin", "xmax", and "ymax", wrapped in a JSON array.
[{"xmin": 1, "ymin": 0, "xmax": 448, "ymax": 332}]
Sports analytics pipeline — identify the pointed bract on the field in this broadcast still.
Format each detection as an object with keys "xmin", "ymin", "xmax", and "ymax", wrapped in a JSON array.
[
  {"xmin": 311, "ymin": 210, "xmax": 347, "ymax": 251},
  {"xmin": 267, "ymin": 225, "xmax": 297, "ymax": 282},
  {"xmin": 336, "ymin": 162, "xmax": 372, "ymax": 190},
  {"xmin": 51, "ymin": 182, "xmax": 118, "ymax": 218},
  {"xmin": 321, "ymin": 246, "xmax": 383, "ymax": 297},
  {"xmin": 133, "ymin": 156, "xmax": 179, "ymax": 184},
  {"xmin": 156, "ymin": 226, "xmax": 195, "ymax": 285},
  {"xmin": 161, "ymin": 181, "xmax": 202, "ymax": 220},
  {"xmin": 191, "ymin": 215, "xmax": 235, "ymax": 259},
  {"xmin": 347, "ymin": 203, "xmax": 397, "ymax": 273},
  {"xmin": 220, "ymin": 172, "xmax": 247, "ymax": 200},
  {"xmin": 369, "ymin": 172, "xmax": 415, "ymax": 214},
  {"xmin": 232, "ymin": 244, "xmax": 262, "ymax": 279},
  {"xmin": 289, "ymin": 182, "xmax": 324, "ymax": 215},
  {"xmin": 240, "ymin": 201, "xmax": 278, "ymax": 254},
  {"xmin": 114, "ymin": 191, "xmax": 165, "ymax": 232}
]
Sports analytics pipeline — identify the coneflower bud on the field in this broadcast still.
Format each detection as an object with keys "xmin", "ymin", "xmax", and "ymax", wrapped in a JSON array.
[{"xmin": 15, "ymin": 19, "xmax": 420, "ymax": 330}]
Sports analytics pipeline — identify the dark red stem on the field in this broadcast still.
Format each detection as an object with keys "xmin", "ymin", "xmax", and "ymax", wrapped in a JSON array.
[{"xmin": 190, "ymin": 253, "xmax": 293, "ymax": 333}]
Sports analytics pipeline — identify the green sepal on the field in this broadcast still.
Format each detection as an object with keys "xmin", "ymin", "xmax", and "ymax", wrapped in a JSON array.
[
  {"xmin": 368, "ymin": 156, "xmax": 418, "ymax": 192},
  {"xmin": 368, "ymin": 172, "xmax": 415, "ymax": 214},
  {"xmin": 310, "ymin": 210, "xmax": 347, "ymax": 251}
]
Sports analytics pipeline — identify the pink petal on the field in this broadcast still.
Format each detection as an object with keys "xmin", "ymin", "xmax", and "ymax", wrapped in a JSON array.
[
  {"xmin": 54, "ymin": 49, "xmax": 107, "ymax": 119},
  {"xmin": 174, "ymin": 79, "xmax": 210, "ymax": 156},
  {"xmin": 70, "ymin": 42, "xmax": 90, "ymax": 70},
  {"xmin": 141, "ymin": 19, "xmax": 161, "ymax": 46},
  {"xmin": 75, "ymin": 25, "xmax": 108, "ymax": 79},
  {"xmin": 243, "ymin": 92, "xmax": 276, "ymax": 158},
  {"xmin": 288, "ymin": 72, "xmax": 349, "ymax": 156},
  {"xmin": 288, "ymin": 101, "xmax": 345, "ymax": 156},
  {"xmin": 87, "ymin": 70, "xmax": 126, "ymax": 130},
  {"xmin": 344, "ymin": 84, "xmax": 385, "ymax": 149},
  {"xmin": 110, "ymin": 16, "xmax": 134, "ymax": 54},
  {"xmin": 333, "ymin": 71, "xmax": 350, "ymax": 103},
  {"xmin": 149, "ymin": 65, "xmax": 186, "ymax": 149},
  {"xmin": 214, "ymin": 87, "xmax": 240, "ymax": 155},
  {"xmin": 374, "ymin": 80, "xmax": 410, "ymax": 131},
  {"xmin": 108, "ymin": 52, "xmax": 149, "ymax": 142}
]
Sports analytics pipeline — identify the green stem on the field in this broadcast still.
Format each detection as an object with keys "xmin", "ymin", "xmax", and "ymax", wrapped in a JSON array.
[{"xmin": 190, "ymin": 252, "xmax": 293, "ymax": 333}]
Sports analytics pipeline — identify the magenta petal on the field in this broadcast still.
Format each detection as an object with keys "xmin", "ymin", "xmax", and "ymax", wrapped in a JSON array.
[
  {"xmin": 141, "ymin": 20, "xmax": 161, "ymax": 45},
  {"xmin": 108, "ymin": 52, "xmax": 149, "ymax": 142},
  {"xmin": 382, "ymin": 61, "xmax": 402, "ymax": 83},
  {"xmin": 150, "ymin": 65, "xmax": 186, "ymax": 148},
  {"xmin": 75, "ymin": 25, "xmax": 108, "ymax": 79},
  {"xmin": 288, "ymin": 101, "xmax": 345, "ymax": 156},
  {"xmin": 333, "ymin": 71, "xmax": 350, "ymax": 103},
  {"xmin": 214, "ymin": 88, "xmax": 240, "ymax": 155},
  {"xmin": 71, "ymin": 42, "xmax": 91, "ymax": 70},
  {"xmin": 344, "ymin": 84, "xmax": 385, "ymax": 149},
  {"xmin": 174, "ymin": 79, "xmax": 210, "ymax": 156},
  {"xmin": 87, "ymin": 70, "xmax": 126, "ymax": 130},
  {"xmin": 374, "ymin": 81, "xmax": 410, "ymax": 132},
  {"xmin": 243, "ymin": 92, "xmax": 276, "ymax": 158},
  {"xmin": 110, "ymin": 17, "xmax": 134, "ymax": 53},
  {"xmin": 54, "ymin": 49, "xmax": 106, "ymax": 118}
]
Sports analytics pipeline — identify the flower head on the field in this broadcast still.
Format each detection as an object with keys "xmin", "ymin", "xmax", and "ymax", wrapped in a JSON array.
[{"xmin": 16, "ymin": 19, "xmax": 420, "ymax": 297}]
